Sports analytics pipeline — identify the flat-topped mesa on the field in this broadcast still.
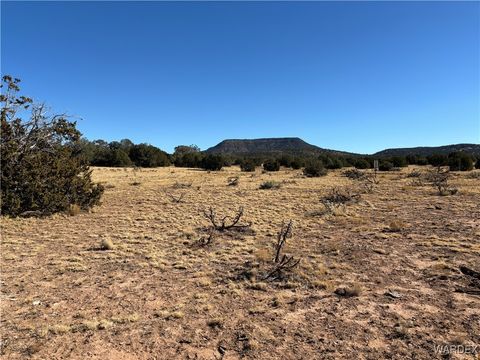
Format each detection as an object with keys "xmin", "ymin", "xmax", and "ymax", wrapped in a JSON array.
[{"xmin": 204, "ymin": 137, "xmax": 353, "ymax": 156}]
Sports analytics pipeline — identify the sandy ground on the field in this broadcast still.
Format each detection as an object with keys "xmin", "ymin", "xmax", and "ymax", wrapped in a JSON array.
[{"xmin": 1, "ymin": 166, "xmax": 479, "ymax": 359}]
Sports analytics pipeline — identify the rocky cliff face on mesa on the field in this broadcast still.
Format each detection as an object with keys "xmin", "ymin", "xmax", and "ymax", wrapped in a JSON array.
[
  {"xmin": 205, "ymin": 137, "xmax": 480, "ymax": 157},
  {"xmin": 204, "ymin": 137, "xmax": 353, "ymax": 156}
]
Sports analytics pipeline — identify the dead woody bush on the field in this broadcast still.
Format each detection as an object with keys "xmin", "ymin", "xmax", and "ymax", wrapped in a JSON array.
[
  {"xmin": 427, "ymin": 167, "xmax": 458, "ymax": 196},
  {"xmin": 262, "ymin": 221, "xmax": 301, "ymax": 281},
  {"xmin": 203, "ymin": 206, "xmax": 251, "ymax": 232},
  {"xmin": 193, "ymin": 229, "xmax": 216, "ymax": 247},
  {"xmin": 165, "ymin": 191, "xmax": 185, "ymax": 203}
]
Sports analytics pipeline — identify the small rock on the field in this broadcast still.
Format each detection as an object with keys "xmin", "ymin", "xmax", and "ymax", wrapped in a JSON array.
[
  {"xmin": 32, "ymin": 300, "xmax": 41, "ymax": 306},
  {"xmin": 384, "ymin": 290, "xmax": 402, "ymax": 299}
]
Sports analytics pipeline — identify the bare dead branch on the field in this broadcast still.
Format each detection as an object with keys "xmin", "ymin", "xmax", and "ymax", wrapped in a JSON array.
[
  {"xmin": 202, "ymin": 206, "xmax": 251, "ymax": 231},
  {"xmin": 165, "ymin": 191, "xmax": 185, "ymax": 203},
  {"xmin": 193, "ymin": 229, "xmax": 216, "ymax": 247},
  {"xmin": 263, "ymin": 220, "xmax": 300, "ymax": 280}
]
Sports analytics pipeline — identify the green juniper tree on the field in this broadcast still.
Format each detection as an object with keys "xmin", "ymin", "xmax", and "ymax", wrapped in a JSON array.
[{"xmin": 1, "ymin": 75, "xmax": 104, "ymax": 217}]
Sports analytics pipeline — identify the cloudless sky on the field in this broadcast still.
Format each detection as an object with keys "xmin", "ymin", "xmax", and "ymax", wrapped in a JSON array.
[{"xmin": 2, "ymin": 1, "xmax": 479, "ymax": 154}]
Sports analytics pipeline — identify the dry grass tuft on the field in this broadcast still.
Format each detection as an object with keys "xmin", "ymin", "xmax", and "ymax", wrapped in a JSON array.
[
  {"xmin": 99, "ymin": 237, "xmax": 115, "ymax": 250},
  {"xmin": 68, "ymin": 204, "xmax": 81, "ymax": 216}
]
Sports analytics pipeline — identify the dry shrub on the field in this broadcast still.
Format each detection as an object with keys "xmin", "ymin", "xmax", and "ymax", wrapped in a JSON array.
[
  {"xmin": 262, "ymin": 221, "xmax": 300, "ymax": 281},
  {"xmin": 427, "ymin": 168, "xmax": 458, "ymax": 195},
  {"xmin": 387, "ymin": 220, "xmax": 406, "ymax": 233},
  {"xmin": 68, "ymin": 204, "xmax": 81, "ymax": 216},
  {"xmin": 343, "ymin": 168, "xmax": 365, "ymax": 180},
  {"xmin": 259, "ymin": 181, "xmax": 281, "ymax": 190},
  {"xmin": 203, "ymin": 206, "xmax": 251, "ymax": 232}
]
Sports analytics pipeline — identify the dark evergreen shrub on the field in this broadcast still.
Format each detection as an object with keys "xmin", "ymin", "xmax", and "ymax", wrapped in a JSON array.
[
  {"xmin": 447, "ymin": 152, "xmax": 474, "ymax": 171},
  {"xmin": 427, "ymin": 154, "xmax": 448, "ymax": 167},
  {"xmin": 263, "ymin": 159, "xmax": 280, "ymax": 172},
  {"xmin": 392, "ymin": 156, "xmax": 408, "ymax": 168},
  {"xmin": 1, "ymin": 75, "xmax": 104, "ymax": 217},
  {"xmin": 201, "ymin": 154, "xmax": 224, "ymax": 171},
  {"xmin": 379, "ymin": 161, "xmax": 393, "ymax": 171},
  {"xmin": 129, "ymin": 144, "xmax": 170, "ymax": 167},
  {"xmin": 354, "ymin": 158, "xmax": 370, "ymax": 169},
  {"xmin": 240, "ymin": 159, "xmax": 256, "ymax": 172},
  {"xmin": 303, "ymin": 160, "xmax": 327, "ymax": 177},
  {"xmin": 290, "ymin": 158, "xmax": 304, "ymax": 170}
]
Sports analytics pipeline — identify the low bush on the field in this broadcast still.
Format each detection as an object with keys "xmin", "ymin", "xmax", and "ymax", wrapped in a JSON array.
[
  {"xmin": 259, "ymin": 181, "xmax": 281, "ymax": 190},
  {"xmin": 379, "ymin": 161, "xmax": 393, "ymax": 171},
  {"xmin": 303, "ymin": 160, "xmax": 327, "ymax": 177},
  {"xmin": 263, "ymin": 159, "xmax": 280, "ymax": 172}
]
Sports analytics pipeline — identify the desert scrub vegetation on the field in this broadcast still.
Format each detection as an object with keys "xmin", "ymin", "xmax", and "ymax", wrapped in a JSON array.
[
  {"xmin": 1, "ymin": 75, "xmax": 104, "ymax": 217},
  {"xmin": 203, "ymin": 206, "xmax": 251, "ymax": 232},
  {"xmin": 262, "ymin": 221, "xmax": 301, "ymax": 281},
  {"xmin": 343, "ymin": 168, "xmax": 365, "ymax": 180},
  {"xmin": 303, "ymin": 160, "xmax": 327, "ymax": 177},
  {"xmin": 263, "ymin": 159, "xmax": 280, "ymax": 172},
  {"xmin": 319, "ymin": 187, "xmax": 361, "ymax": 215},
  {"xmin": 259, "ymin": 181, "xmax": 281, "ymax": 190},
  {"xmin": 240, "ymin": 159, "xmax": 257, "ymax": 172},
  {"xmin": 427, "ymin": 167, "xmax": 458, "ymax": 196}
]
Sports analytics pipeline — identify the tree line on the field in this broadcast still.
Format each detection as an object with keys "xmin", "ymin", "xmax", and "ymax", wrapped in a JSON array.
[{"xmin": 77, "ymin": 139, "xmax": 480, "ymax": 172}]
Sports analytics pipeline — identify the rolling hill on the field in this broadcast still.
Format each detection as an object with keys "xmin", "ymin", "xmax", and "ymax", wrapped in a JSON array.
[
  {"xmin": 205, "ymin": 138, "xmax": 479, "ymax": 158},
  {"xmin": 373, "ymin": 143, "xmax": 480, "ymax": 157}
]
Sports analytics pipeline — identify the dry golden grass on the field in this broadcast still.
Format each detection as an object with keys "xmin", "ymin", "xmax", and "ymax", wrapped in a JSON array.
[{"xmin": 1, "ymin": 165, "xmax": 479, "ymax": 359}]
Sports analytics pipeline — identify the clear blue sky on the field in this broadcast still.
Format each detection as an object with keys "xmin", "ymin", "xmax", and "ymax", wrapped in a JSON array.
[{"xmin": 2, "ymin": 1, "xmax": 479, "ymax": 154}]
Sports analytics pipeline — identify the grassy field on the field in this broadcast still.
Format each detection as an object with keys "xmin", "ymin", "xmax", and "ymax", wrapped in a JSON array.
[{"xmin": 1, "ymin": 166, "xmax": 479, "ymax": 359}]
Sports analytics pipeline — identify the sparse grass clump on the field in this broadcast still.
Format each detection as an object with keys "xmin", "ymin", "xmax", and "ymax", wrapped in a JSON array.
[
  {"xmin": 334, "ymin": 283, "xmax": 362, "ymax": 297},
  {"xmin": 99, "ymin": 237, "xmax": 114, "ymax": 250},
  {"xmin": 68, "ymin": 204, "xmax": 81, "ymax": 216},
  {"xmin": 387, "ymin": 220, "xmax": 406, "ymax": 233}
]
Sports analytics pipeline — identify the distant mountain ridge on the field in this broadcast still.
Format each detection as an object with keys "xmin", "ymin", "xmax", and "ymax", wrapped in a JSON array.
[
  {"xmin": 373, "ymin": 143, "xmax": 480, "ymax": 157},
  {"xmin": 204, "ymin": 138, "xmax": 480, "ymax": 157},
  {"xmin": 204, "ymin": 137, "xmax": 355, "ymax": 156}
]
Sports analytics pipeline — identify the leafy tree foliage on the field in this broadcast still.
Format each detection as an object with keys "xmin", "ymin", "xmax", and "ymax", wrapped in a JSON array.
[
  {"xmin": 201, "ymin": 154, "xmax": 224, "ymax": 171},
  {"xmin": 129, "ymin": 144, "xmax": 171, "ymax": 167},
  {"xmin": 1, "ymin": 75, "xmax": 104, "ymax": 217},
  {"xmin": 173, "ymin": 144, "xmax": 202, "ymax": 167}
]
